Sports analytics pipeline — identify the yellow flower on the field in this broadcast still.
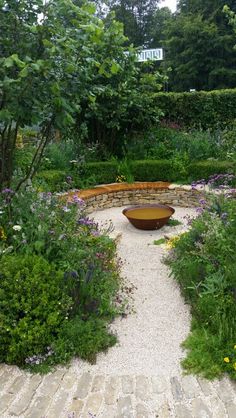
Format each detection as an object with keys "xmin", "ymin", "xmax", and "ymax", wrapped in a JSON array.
[
  {"xmin": 0, "ymin": 226, "xmax": 7, "ymax": 241},
  {"xmin": 233, "ymin": 363, "xmax": 236, "ymax": 370},
  {"xmin": 165, "ymin": 235, "xmax": 180, "ymax": 249},
  {"xmin": 224, "ymin": 357, "xmax": 230, "ymax": 363},
  {"xmin": 234, "ymin": 345, "xmax": 236, "ymax": 350},
  {"xmin": 116, "ymin": 175, "xmax": 126, "ymax": 183}
]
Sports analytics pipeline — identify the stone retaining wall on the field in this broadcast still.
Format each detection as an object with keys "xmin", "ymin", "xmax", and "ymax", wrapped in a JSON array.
[{"xmin": 68, "ymin": 182, "xmax": 204, "ymax": 214}]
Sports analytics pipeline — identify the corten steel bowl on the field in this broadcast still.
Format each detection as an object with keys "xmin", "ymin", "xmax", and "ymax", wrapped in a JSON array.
[{"xmin": 122, "ymin": 204, "xmax": 175, "ymax": 230}]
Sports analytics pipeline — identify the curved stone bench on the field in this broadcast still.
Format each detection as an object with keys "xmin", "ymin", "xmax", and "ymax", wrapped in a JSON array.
[{"xmin": 67, "ymin": 182, "xmax": 202, "ymax": 214}]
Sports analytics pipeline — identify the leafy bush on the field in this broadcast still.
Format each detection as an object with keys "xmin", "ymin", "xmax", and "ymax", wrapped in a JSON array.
[
  {"xmin": 80, "ymin": 161, "xmax": 119, "ymax": 185},
  {"xmin": 156, "ymin": 89, "xmax": 236, "ymax": 129},
  {"xmin": 34, "ymin": 159, "xmax": 236, "ymax": 190},
  {"xmin": 41, "ymin": 141, "xmax": 76, "ymax": 171},
  {"xmin": 125, "ymin": 127, "xmax": 219, "ymax": 161},
  {"xmin": 0, "ymin": 188, "xmax": 121, "ymax": 370},
  {"xmin": 35, "ymin": 170, "xmax": 68, "ymax": 192},
  {"xmin": 166, "ymin": 191, "xmax": 236, "ymax": 380},
  {"xmin": 130, "ymin": 160, "xmax": 174, "ymax": 181},
  {"xmin": 13, "ymin": 145, "xmax": 36, "ymax": 176},
  {"xmin": 188, "ymin": 161, "xmax": 235, "ymax": 181},
  {"xmin": 0, "ymin": 255, "xmax": 71, "ymax": 366}
]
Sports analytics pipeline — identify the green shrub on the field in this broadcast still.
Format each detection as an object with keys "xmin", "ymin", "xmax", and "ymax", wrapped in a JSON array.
[
  {"xmin": 53, "ymin": 317, "xmax": 117, "ymax": 364},
  {"xmin": 42, "ymin": 141, "xmax": 76, "ymax": 170},
  {"xmin": 0, "ymin": 254, "xmax": 71, "ymax": 366},
  {"xmin": 0, "ymin": 188, "xmax": 121, "ymax": 371},
  {"xmin": 166, "ymin": 194, "xmax": 236, "ymax": 379},
  {"xmin": 156, "ymin": 89, "xmax": 236, "ymax": 129},
  {"xmin": 13, "ymin": 145, "xmax": 36, "ymax": 176},
  {"xmin": 35, "ymin": 170, "xmax": 68, "ymax": 192},
  {"xmin": 80, "ymin": 161, "xmax": 118, "ymax": 185},
  {"xmin": 130, "ymin": 160, "xmax": 174, "ymax": 181},
  {"xmin": 34, "ymin": 160, "xmax": 236, "ymax": 189},
  {"xmin": 188, "ymin": 161, "xmax": 235, "ymax": 181},
  {"xmin": 125, "ymin": 127, "xmax": 219, "ymax": 161}
]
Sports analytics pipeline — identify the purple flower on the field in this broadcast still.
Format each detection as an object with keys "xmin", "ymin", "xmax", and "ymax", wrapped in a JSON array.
[
  {"xmin": 221, "ymin": 212, "xmax": 228, "ymax": 220},
  {"xmin": 78, "ymin": 217, "xmax": 96, "ymax": 226},
  {"xmin": 62, "ymin": 206, "xmax": 70, "ymax": 213},
  {"xmin": 196, "ymin": 207, "xmax": 204, "ymax": 214},
  {"xmin": 199, "ymin": 199, "xmax": 206, "ymax": 205},
  {"xmin": 72, "ymin": 195, "xmax": 85, "ymax": 206},
  {"xmin": 91, "ymin": 230, "xmax": 100, "ymax": 237},
  {"xmin": 2, "ymin": 188, "xmax": 14, "ymax": 194}
]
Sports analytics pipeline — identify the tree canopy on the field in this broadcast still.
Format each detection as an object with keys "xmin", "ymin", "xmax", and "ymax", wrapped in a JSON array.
[{"xmin": 0, "ymin": 0, "xmax": 164, "ymax": 187}]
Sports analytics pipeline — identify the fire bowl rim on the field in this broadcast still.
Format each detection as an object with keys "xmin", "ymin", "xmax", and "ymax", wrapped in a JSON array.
[{"xmin": 122, "ymin": 203, "xmax": 175, "ymax": 230}]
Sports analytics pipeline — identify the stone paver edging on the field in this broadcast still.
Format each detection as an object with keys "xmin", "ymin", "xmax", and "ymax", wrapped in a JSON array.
[{"xmin": 1, "ymin": 362, "xmax": 236, "ymax": 417}]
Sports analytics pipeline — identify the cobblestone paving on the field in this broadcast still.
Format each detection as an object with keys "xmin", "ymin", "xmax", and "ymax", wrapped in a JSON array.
[{"xmin": 0, "ymin": 364, "xmax": 236, "ymax": 418}]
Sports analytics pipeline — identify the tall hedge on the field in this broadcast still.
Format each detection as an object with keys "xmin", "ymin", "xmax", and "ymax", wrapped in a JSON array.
[{"xmin": 156, "ymin": 89, "xmax": 236, "ymax": 129}]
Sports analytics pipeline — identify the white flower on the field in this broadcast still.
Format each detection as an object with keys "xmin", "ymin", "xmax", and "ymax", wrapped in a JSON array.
[{"xmin": 13, "ymin": 225, "xmax": 22, "ymax": 231}]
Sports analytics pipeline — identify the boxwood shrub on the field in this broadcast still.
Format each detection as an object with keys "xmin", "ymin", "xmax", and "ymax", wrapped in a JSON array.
[
  {"xmin": 130, "ymin": 160, "xmax": 174, "ymax": 182},
  {"xmin": 188, "ymin": 161, "xmax": 235, "ymax": 181},
  {"xmin": 35, "ymin": 169, "xmax": 67, "ymax": 191},
  {"xmin": 35, "ymin": 160, "xmax": 236, "ymax": 190},
  {"xmin": 80, "ymin": 161, "xmax": 118, "ymax": 185}
]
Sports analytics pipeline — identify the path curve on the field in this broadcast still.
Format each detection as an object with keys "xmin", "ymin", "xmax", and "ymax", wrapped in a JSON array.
[{"xmin": 0, "ymin": 206, "xmax": 235, "ymax": 418}]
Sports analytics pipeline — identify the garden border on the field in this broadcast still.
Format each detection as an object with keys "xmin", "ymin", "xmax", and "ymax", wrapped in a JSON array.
[{"xmin": 67, "ymin": 182, "xmax": 203, "ymax": 213}]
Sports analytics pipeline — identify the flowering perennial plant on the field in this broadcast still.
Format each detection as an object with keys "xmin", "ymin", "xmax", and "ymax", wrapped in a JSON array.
[
  {"xmin": 0, "ymin": 187, "xmax": 121, "ymax": 371},
  {"xmin": 166, "ymin": 174, "xmax": 236, "ymax": 380}
]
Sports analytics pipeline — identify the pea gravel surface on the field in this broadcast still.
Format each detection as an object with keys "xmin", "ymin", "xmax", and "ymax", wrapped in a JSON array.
[{"xmin": 74, "ymin": 206, "xmax": 197, "ymax": 378}]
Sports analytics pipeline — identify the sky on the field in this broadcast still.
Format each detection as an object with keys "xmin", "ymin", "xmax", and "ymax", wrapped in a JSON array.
[{"xmin": 161, "ymin": 0, "xmax": 177, "ymax": 13}]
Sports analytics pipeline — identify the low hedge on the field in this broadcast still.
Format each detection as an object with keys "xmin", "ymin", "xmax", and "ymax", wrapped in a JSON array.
[
  {"xmin": 130, "ymin": 160, "xmax": 174, "ymax": 182},
  {"xmin": 35, "ymin": 170, "xmax": 67, "ymax": 191},
  {"xmin": 35, "ymin": 160, "xmax": 235, "ymax": 191},
  {"xmin": 156, "ymin": 89, "xmax": 236, "ymax": 129},
  {"xmin": 188, "ymin": 161, "xmax": 235, "ymax": 181},
  {"xmin": 79, "ymin": 161, "xmax": 118, "ymax": 185}
]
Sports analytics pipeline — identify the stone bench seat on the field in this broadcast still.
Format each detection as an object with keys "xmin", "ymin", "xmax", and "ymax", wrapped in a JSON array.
[{"xmin": 67, "ymin": 182, "xmax": 201, "ymax": 214}]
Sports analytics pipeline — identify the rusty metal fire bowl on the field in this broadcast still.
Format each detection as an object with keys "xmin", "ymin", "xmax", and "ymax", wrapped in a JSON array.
[{"xmin": 122, "ymin": 204, "xmax": 175, "ymax": 230}]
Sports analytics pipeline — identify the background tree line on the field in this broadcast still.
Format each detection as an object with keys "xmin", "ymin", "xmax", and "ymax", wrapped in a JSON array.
[{"xmin": 97, "ymin": 0, "xmax": 236, "ymax": 91}]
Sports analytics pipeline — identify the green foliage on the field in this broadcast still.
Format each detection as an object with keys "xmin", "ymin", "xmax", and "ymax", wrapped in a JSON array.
[
  {"xmin": 130, "ymin": 160, "xmax": 174, "ymax": 181},
  {"xmin": 156, "ymin": 89, "xmax": 236, "ymax": 129},
  {"xmin": 117, "ymin": 159, "xmax": 134, "ymax": 183},
  {"xmin": 0, "ymin": 254, "xmax": 71, "ymax": 366},
  {"xmin": 80, "ymin": 161, "xmax": 119, "ymax": 185},
  {"xmin": 166, "ymin": 194, "xmax": 236, "ymax": 379},
  {"xmin": 163, "ymin": 2, "xmax": 236, "ymax": 91},
  {"xmin": 35, "ymin": 158, "xmax": 236, "ymax": 190},
  {"xmin": 0, "ymin": 0, "xmax": 165, "ymax": 188},
  {"xmin": 153, "ymin": 238, "xmax": 166, "ymax": 245},
  {"xmin": 35, "ymin": 170, "xmax": 67, "ymax": 192},
  {"xmin": 189, "ymin": 161, "xmax": 235, "ymax": 181},
  {"xmin": 53, "ymin": 317, "xmax": 117, "ymax": 364},
  {"xmin": 0, "ymin": 188, "xmax": 121, "ymax": 370},
  {"xmin": 167, "ymin": 219, "xmax": 182, "ymax": 226},
  {"xmin": 104, "ymin": 0, "xmax": 161, "ymax": 47},
  {"xmin": 42, "ymin": 141, "xmax": 76, "ymax": 171}
]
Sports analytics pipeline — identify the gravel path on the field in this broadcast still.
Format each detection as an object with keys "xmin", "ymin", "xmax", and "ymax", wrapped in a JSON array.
[
  {"xmin": 1, "ymin": 206, "xmax": 236, "ymax": 417},
  {"xmin": 73, "ymin": 206, "xmax": 195, "ymax": 377}
]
